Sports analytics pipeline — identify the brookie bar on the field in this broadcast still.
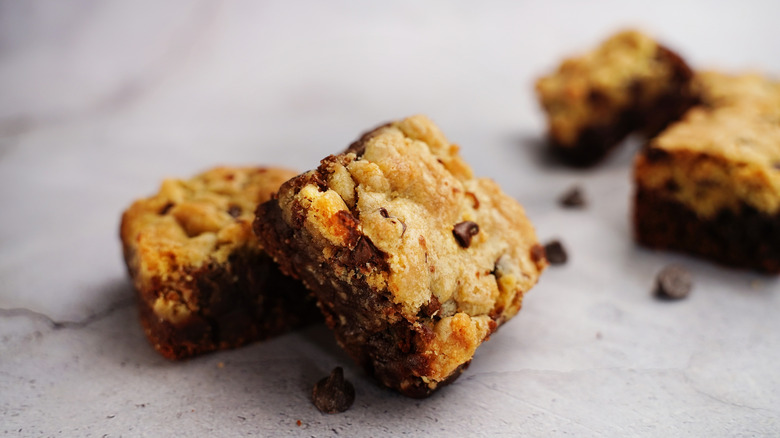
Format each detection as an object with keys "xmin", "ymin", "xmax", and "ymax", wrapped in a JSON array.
[
  {"xmin": 634, "ymin": 72, "xmax": 780, "ymax": 273},
  {"xmin": 254, "ymin": 115, "xmax": 547, "ymax": 397},
  {"xmin": 536, "ymin": 30, "xmax": 695, "ymax": 166},
  {"xmin": 121, "ymin": 166, "xmax": 320, "ymax": 359}
]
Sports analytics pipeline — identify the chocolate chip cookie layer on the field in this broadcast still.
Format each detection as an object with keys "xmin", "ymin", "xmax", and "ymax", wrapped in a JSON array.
[
  {"xmin": 254, "ymin": 115, "xmax": 547, "ymax": 397},
  {"xmin": 121, "ymin": 166, "xmax": 320, "ymax": 360}
]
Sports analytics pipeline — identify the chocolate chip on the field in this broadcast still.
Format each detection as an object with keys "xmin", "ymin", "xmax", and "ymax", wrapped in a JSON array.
[
  {"xmin": 543, "ymin": 240, "xmax": 567, "ymax": 265},
  {"xmin": 227, "ymin": 204, "xmax": 242, "ymax": 218},
  {"xmin": 453, "ymin": 221, "xmax": 479, "ymax": 248},
  {"xmin": 158, "ymin": 202, "xmax": 174, "ymax": 215},
  {"xmin": 379, "ymin": 207, "xmax": 389, "ymax": 218},
  {"xmin": 312, "ymin": 367, "xmax": 355, "ymax": 414},
  {"xmin": 655, "ymin": 265, "xmax": 692, "ymax": 300},
  {"xmin": 348, "ymin": 236, "xmax": 388, "ymax": 271},
  {"xmin": 773, "ymin": 162, "xmax": 780, "ymax": 171},
  {"xmin": 559, "ymin": 186, "xmax": 586, "ymax": 208},
  {"xmin": 530, "ymin": 244, "xmax": 546, "ymax": 264}
]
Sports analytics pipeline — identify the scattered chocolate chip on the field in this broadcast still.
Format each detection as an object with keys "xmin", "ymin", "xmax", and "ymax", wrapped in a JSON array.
[
  {"xmin": 655, "ymin": 265, "xmax": 692, "ymax": 300},
  {"xmin": 543, "ymin": 240, "xmax": 567, "ymax": 265},
  {"xmin": 158, "ymin": 202, "xmax": 174, "ymax": 215},
  {"xmin": 559, "ymin": 186, "xmax": 586, "ymax": 208},
  {"xmin": 227, "ymin": 204, "xmax": 242, "ymax": 218},
  {"xmin": 312, "ymin": 367, "xmax": 355, "ymax": 414},
  {"xmin": 452, "ymin": 221, "xmax": 479, "ymax": 248},
  {"xmin": 773, "ymin": 162, "xmax": 780, "ymax": 170},
  {"xmin": 379, "ymin": 208, "xmax": 389, "ymax": 218}
]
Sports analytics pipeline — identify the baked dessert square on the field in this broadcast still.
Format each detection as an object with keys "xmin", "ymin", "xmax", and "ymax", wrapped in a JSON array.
[
  {"xmin": 535, "ymin": 30, "xmax": 695, "ymax": 166},
  {"xmin": 121, "ymin": 166, "xmax": 320, "ymax": 360},
  {"xmin": 634, "ymin": 72, "xmax": 780, "ymax": 273},
  {"xmin": 254, "ymin": 115, "xmax": 547, "ymax": 397}
]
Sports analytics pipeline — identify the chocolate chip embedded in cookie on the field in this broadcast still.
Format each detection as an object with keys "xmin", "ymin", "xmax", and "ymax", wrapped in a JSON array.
[
  {"xmin": 254, "ymin": 115, "xmax": 547, "ymax": 397},
  {"xmin": 120, "ymin": 166, "xmax": 320, "ymax": 360}
]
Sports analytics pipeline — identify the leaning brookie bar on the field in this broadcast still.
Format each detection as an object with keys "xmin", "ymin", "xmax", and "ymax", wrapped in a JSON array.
[
  {"xmin": 536, "ymin": 30, "xmax": 695, "ymax": 166},
  {"xmin": 254, "ymin": 115, "xmax": 547, "ymax": 397},
  {"xmin": 121, "ymin": 166, "xmax": 320, "ymax": 360},
  {"xmin": 634, "ymin": 72, "xmax": 780, "ymax": 273}
]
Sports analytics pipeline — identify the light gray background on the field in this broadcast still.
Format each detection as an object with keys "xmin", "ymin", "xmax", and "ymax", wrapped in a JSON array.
[{"xmin": 1, "ymin": 1, "xmax": 779, "ymax": 436}]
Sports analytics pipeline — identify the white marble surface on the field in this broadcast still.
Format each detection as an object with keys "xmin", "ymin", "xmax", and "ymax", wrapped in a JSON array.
[{"xmin": 1, "ymin": 1, "xmax": 779, "ymax": 436}]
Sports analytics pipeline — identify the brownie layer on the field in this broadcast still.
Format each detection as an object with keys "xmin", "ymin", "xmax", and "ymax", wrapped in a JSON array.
[
  {"xmin": 135, "ymin": 249, "xmax": 320, "ymax": 360},
  {"xmin": 634, "ymin": 187, "xmax": 780, "ymax": 273},
  {"xmin": 255, "ymin": 199, "xmax": 467, "ymax": 398}
]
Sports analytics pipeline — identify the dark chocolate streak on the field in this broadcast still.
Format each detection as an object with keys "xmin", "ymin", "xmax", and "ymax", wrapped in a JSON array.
[
  {"xmin": 634, "ymin": 187, "xmax": 780, "ymax": 274},
  {"xmin": 136, "ymin": 249, "xmax": 320, "ymax": 360},
  {"xmin": 254, "ymin": 197, "xmax": 468, "ymax": 398}
]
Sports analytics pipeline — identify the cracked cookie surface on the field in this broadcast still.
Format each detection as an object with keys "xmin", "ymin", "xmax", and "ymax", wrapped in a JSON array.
[{"xmin": 254, "ymin": 115, "xmax": 547, "ymax": 396}]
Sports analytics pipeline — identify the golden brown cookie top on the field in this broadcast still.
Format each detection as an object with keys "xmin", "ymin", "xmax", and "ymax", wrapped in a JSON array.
[
  {"xmin": 121, "ymin": 166, "xmax": 297, "ymax": 284},
  {"xmin": 693, "ymin": 70, "xmax": 780, "ymax": 110},
  {"xmin": 275, "ymin": 115, "xmax": 546, "ymax": 322},
  {"xmin": 637, "ymin": 73, "xmax": 780, "ymax": 217},
  {"xmin": 536, "ymin": 30, "xmax": 686, "ymax": 146},
  {"xmin": 652, "ymin": 105, "xmax": 780, "ymax": 164}
]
